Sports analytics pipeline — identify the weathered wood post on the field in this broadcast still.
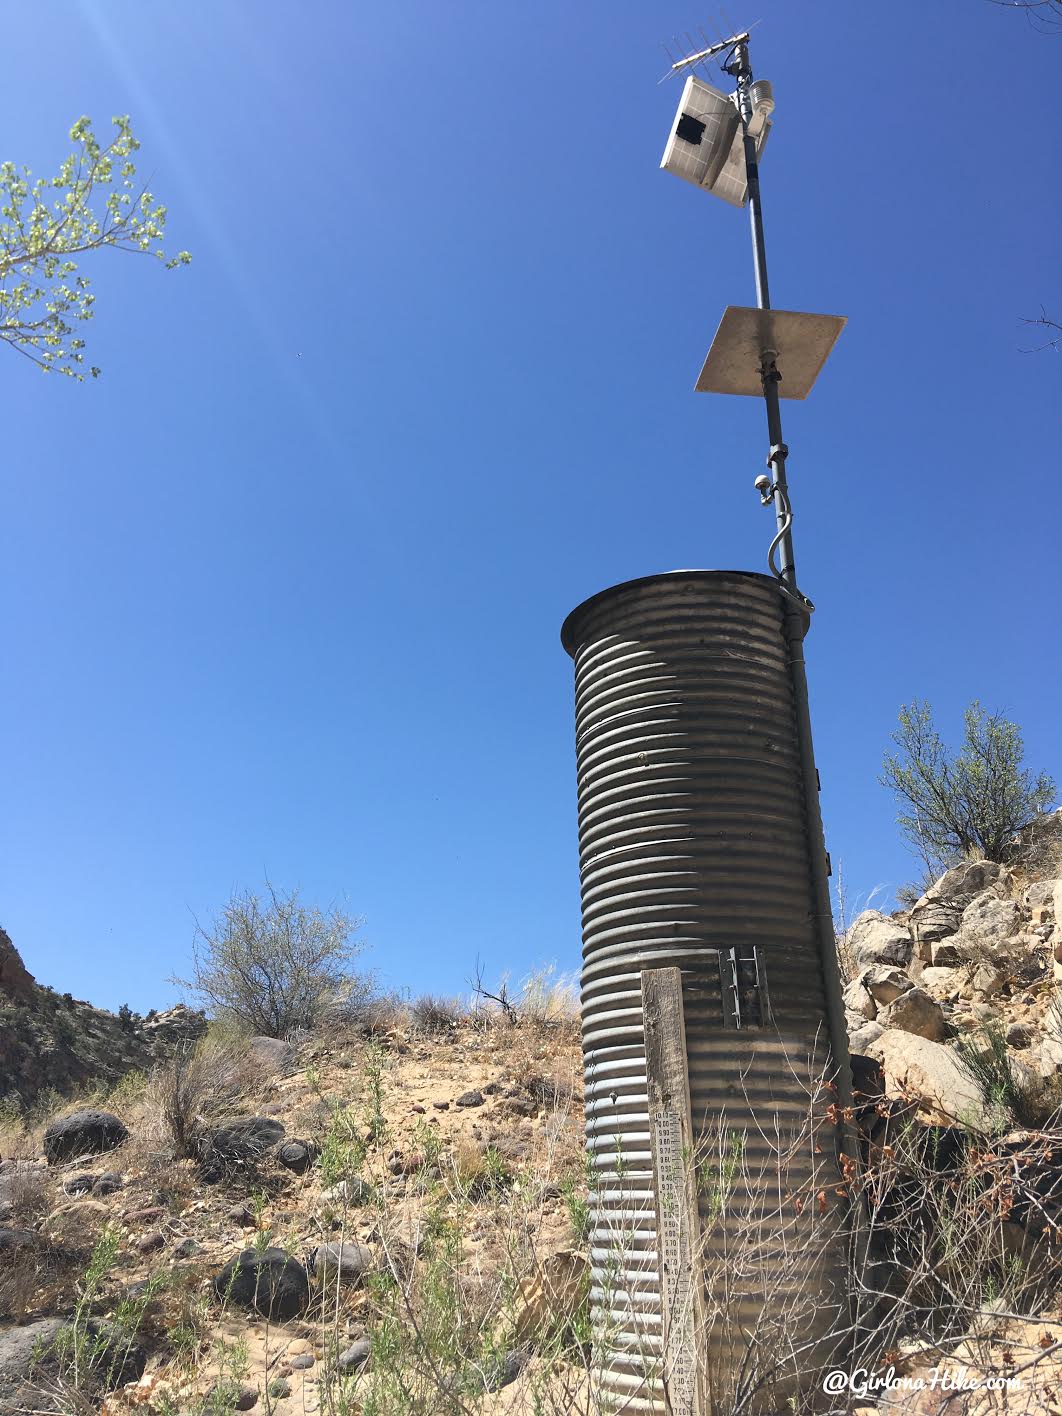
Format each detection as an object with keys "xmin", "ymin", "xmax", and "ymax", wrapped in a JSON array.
[{"xmin": 641, "ymin": 967, "xmax": 708, "ymax": 1416}]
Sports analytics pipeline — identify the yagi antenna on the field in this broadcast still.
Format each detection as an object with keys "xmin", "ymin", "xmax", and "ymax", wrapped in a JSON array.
[
  {"xmin": 669, "ymin": 28, "xmax": 749, "ymax": 76},
  {"xmin": 659, "ymin": 19, "xmax": 762, "ymax": 83}
]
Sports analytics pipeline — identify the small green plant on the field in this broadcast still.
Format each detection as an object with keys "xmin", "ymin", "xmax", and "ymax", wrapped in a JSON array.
[
  {"xmin": 49, "ymin": 1225, "xmax": 168, "ymax": 1398},
  {"xmin": 561, "ymin": 1167, "xmax": 592, "ymax": 1245},
  {"xmin": 362, "ymin": 1039, "xmax": 388, "ymax": 1145},
  {"xmin": 698, "ymin": 1129, "xmax": 745, "ymax": 1225},
  {"xmin": 318, "ymin": 1099, "xmax": 369, "ymax": 1188},
  {"xmin": 0, "ymin": 1093, "xmax": 23, "ymax": 1134},
  {"xmin": 955, "ymin": 1022, "xmax": 1038, "ymax": 1129}
]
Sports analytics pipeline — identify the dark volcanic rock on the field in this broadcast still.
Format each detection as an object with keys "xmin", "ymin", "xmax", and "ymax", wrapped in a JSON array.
[
  {"xmin": 0, "ymin": 1317, "xmax": 64, "ymax": 1413},
  {"xmin": 455, "ymin": 1090, "xmax": 484, "ymax": 1108},
  {"xmin": 0, "ymin": 1225, "xmax": 41, "ymax": 1253},
  {"xmin": 43, "ymin": 1109, "xmax": 128, "ymax": 1164},
  {"xmin": 197, "ymin": 1116, "xmax": 285, "ymax": 1177},
  {"xmin": 338, "ymin": 1338, "xmax": 371, "ymax": 1372},
  {"xmin": 277, "ymin": 1139, "xmax": 315, "ymax": 1173},
  {"xmin": 79, "ymin": 1320, "xmax": 148, "ymax": 1389},
  {"xmin": 63, "ymin": 1171, "xmax": 97, "ymax": 1196},
  {"xmin": 214, "ymin": 1248, "xmax": 311, "ymax": 1320}
]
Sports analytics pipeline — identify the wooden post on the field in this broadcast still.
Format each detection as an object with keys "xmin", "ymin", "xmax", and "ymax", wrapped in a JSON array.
[{"xmin": 641, "ymin": 967, "xmax": 708, "ymax": 1416}]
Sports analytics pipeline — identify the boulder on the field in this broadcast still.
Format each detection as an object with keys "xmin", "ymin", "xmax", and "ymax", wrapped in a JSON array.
[
  {"xmin": 338, "ymin": 1339, "xmax": 371, "ymax": 1372},
  {"xmin": 214, "ymin": 1248, "xmax": 311, "ymax": 1320},
  {"xmin": 866, "ymin": 1032, "xmax": 987, "ymax": 1128},
  {"xmin": 843, "ymin": 977, "xmax": 876, "ymax": 1021},
  {"xmin": 876, "ymin": 987, "xmax": 947, "ymax": 1042},
  {"xmin": 313, "ymin": 1241, "xmax": 374, "ymax": 1284},
  {"xmin": 277, "ymin": 1139, "xmax": 315, "ymax": 1174},
  {"xmin": 908, "ymin": 900, "xmax": 962, "ymax": 955},
  {"xmin": 0, "ymin": 1225, "xmax": 42, "ymax": 1254},
  {"xmin": 918, "ymin": 967, "xmax": 961, "ymax": 1001},
  {"xmin": 848, "ymin": 912, "xmax": 912, "ymax": 970},
  {"xmin": 1040, "ymin": 1034, "xmax": 1062, "ymax": 1079},
  {"xmin": 63, "ymin": 1171, "xmax": 97, "ymax": 1196},
  {"xmin": 849, "ymin": 1020, "xmax": 884, "ymax": 1055},
  {"xmin": 455, "ymin": 1089, "xmax": 485, "ymax": 1108},
  {"xmin": 958, "ymin": 892, "xmax": 1020, "ymax": 951},
  {"xmin": 197, "ymin": 1116, "xmax": 285, "ymax": 1175},
  {"xmin": 968, "ymin": 963, "xmax": 1005, "ymax": 1000},
  {"xmin": 43, "ymin": 1109, "xmax": 128, "ymax": 1165},
  {"xmin": 862, "ymin": 965, "xmax": 911, "ymax": 1008},
  {"xmin": 320, "ymin": 1177, "xmax": 372, "ymax": 1207},
  {"xmin": 0, "ymin": 1317, "xmax": 64, "ymax": 1414},
  {"xmin": 1026, "ymin": 877, "xmax": 1056, "ymax": 917},
  {"xmin": 921, "ymin": 860, "xmax": 1003, "ymax": 906},
  {"xmin": 78, "ymin": 1320, "xmax": 148, "ymax": 1389},
  {"xmin": 928, "ymin": 937, "xmax": 964, "ymax": 967},
  {"xmin": 248, "ymin": 1036, "xmax": 296, "ymax": 1074}
]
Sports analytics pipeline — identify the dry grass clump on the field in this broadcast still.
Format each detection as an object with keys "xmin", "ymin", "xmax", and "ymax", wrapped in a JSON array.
[
  {"xmin": 410, "ymin": 994, "xmax": 467, "ymax": 1035},
  {"xmin": 145, "ymin": 1035, "xmax": 260, "ymax": 1160},
  {"xmin": 5, "ymin": 1159, "xmax": 50, "ymax": 1226},
  {"xmin": 515, "ymin": 966, "xmax": 579, "ymax": 1028}
]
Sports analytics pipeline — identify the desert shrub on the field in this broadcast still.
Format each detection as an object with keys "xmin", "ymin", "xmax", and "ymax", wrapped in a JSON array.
[
  {"xmin": 516, "ymin": 965, "xmax": 579, "ymax": 1026},
  {"xmin": 450, "ymin": 1141, "xmax": 512, "ymax": 1201},
  {"xmin": 338, "ymin": 989, "xmax": 406, "ymax": 1039},
  {"xmin": 954, "ymin": 1022, "xmax": 1043, "ymax": 1129},
  {"xmin": 147, "ymin": 1036, "xmax": 257, "ymax": 1160},
  {"xmin": 470, "ymin": 961, "xmax": 579, "ymax": 1029},
  {"xmin": 882, "ymin": 698, "xmax": 1055, "ymax": 872},
  {"xmin": 6, "ymin": 1161, "xmax": 49, "ymax": 1226},
  {"xmin": 410, "ymin": 994, "xmax": 465, "ymax": 1034},
  {"xmin": 45, "ymin": 1226, "xmax": 167, "ymax": 1403},
  {"xmin": 172, "ymin": 881, "xmax": 368, "ymax": 1037}
]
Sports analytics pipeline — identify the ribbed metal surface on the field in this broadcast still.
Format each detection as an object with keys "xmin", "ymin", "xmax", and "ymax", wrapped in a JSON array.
[{"xmin": 562, "ymin": 571, "xmax": 846, "ymax": 1412}]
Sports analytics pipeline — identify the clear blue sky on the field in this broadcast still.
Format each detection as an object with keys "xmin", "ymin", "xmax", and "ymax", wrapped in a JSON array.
[{"xmin": 1, "ymin": 2, "xmax": 1059, "ymax": 1013}]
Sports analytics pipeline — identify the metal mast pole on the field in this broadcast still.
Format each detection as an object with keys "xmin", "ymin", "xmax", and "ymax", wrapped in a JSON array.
[{"xmin": 725, "ymin": 40, "xmax": 857, "ymax": 1128}]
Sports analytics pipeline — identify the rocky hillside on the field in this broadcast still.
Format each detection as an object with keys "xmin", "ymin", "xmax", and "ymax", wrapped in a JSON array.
[
  {"xmin": 0, "ymin": 927, "xmax": 205, "ymax": 1108},
  {"xmin": 1, "ymin": 826, "xmax": 1061, "ymax": 1415},
  {"xmin": 843, "ymin": 849, "xmax": 1062, "ymax": 1127},
  {"xmin": 0, "ymin": 1007, "xmax": 586, "ymax": 1415}
]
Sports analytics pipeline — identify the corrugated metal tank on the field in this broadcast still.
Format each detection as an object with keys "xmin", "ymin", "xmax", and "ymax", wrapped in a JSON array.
[{"xmin": 561, "ymin": 570, "xmax": 847, "ymax": 1413}]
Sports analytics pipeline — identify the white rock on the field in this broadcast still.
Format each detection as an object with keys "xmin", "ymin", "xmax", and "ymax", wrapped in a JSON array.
[
  {"xmin": 843, "ymin": 977, "xmax": 876, "ymax": 1021},
  {"xmin": 960, "ymin": 891, "xmax": 1020, "ymax": 946},
  {"xmin": 876, "ymin": 987, "xmax": 947, "ymax": 1042},
  {"xmin": 847, "ymin": 911, "xmax": 912, "ymax": 970},
  {"xmin": 908, "ymin": 899, "xmax": 962, "ymax": 953},
  {"xmin": 929, "ymin": 937, "xmax": 965, "ymax": 967},
  {"xmin": 1040, "ymin": 1034, "xmax": 1062, "ymax": 1079},
  {"xmin": 862, "ymin": 965, "xmax": 911, "ymax": 1008},
  {"xmin": 919, "ymin": 860, "xmax": 1003, "ymax": 907},
  {"xmin": 919, "ymin": 967, "xmax": 962, "ymax": 1001},
  {"xmin": 866, "ymin": 1032, "xmax": 987, "ymax": 1128},
  {"xmin": 849, "ymin": 1020, "xmax": 884, "ymax": 1054},
  {"xmin": 969, "ymin": 963, "xmax": 1004, "ymax": 1000}
]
